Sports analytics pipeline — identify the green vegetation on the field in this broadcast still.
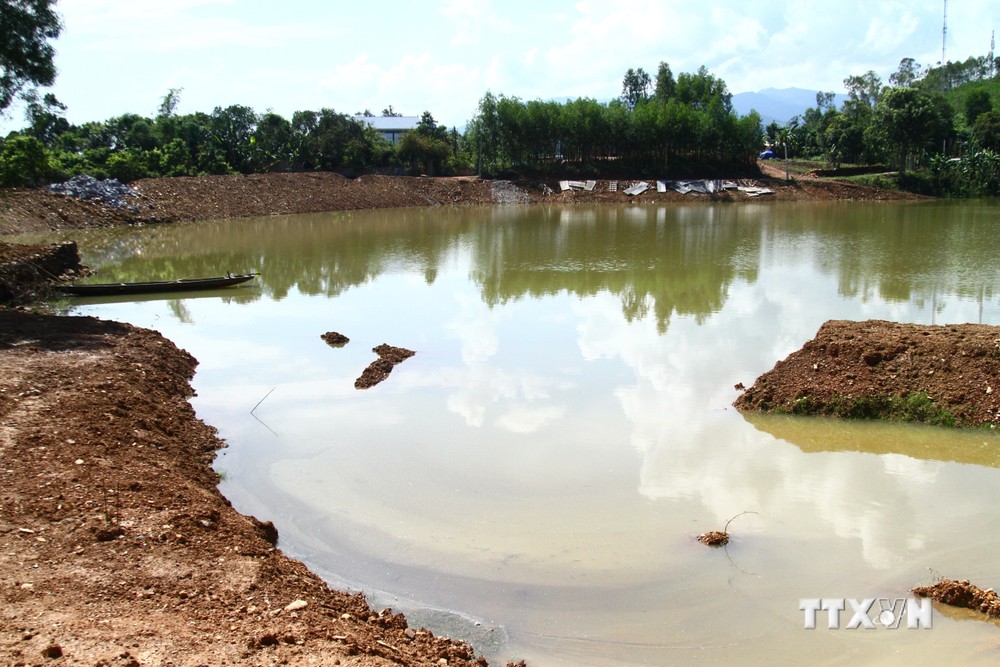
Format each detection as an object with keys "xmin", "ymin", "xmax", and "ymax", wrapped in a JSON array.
[
  {"xmin": 1, "ymin": 7, "xmax": 999, "ymax": 198},
  {"xmin": 0, "ymin": 92, "xmax": 467, "ymax": 186},
  {"xmin": 787, "ymin": 391, "xmax": 958, "ymax": 427},
  {"xmin": 771, "ymin": 53, "xmax": 1000, "ymax": 196},
  {"xmin": 466, "ymin": 64, "xmax": 763, "ymax": 177},
  {"xmin": 0, "ymin": 0, "xmax": 62, "ymax": 111}
]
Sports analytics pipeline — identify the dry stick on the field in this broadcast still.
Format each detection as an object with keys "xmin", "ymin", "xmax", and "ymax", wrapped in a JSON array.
[
  {"xmin": 723, "ymin": 510, "xmax": 759, "ymax": 534},
  {"xmin": 250, "ymin": 387, "xmax": 279, "ymax": 436},
  {"xmin": 251, "ymin": 387, "xmax": 276, "ymax": 415}
]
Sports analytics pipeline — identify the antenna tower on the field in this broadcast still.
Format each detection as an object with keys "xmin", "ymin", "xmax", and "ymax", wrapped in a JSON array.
[
  {"xmin": 991, "ymin": 30, "xmax": 996, "ymax": 76},
  {"xmin": 941, "ymin": 0, "xmax": 947, "ymax": 65}
]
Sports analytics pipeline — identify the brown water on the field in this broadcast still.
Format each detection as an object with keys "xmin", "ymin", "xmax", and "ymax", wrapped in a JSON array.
[{"xmin": 35, "ymin": 199, "xmax": 1000, "ymax": 665}]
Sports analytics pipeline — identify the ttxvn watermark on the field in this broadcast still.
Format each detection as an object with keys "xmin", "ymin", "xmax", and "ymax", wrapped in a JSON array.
[{"xmin": 799, "ymin": 598, "xmax": 933, "ymax": 629}]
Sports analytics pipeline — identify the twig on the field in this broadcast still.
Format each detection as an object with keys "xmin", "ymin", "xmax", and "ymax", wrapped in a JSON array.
[
  {"xmin": 723, "ymin": 510, "xmax": 758, "ymax": 534},
  {"xmin": 251, "ymin": 387, "xmax": 275, "ymax": 415}
]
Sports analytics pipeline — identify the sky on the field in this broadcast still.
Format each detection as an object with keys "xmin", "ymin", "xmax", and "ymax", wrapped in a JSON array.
[{"xmin": 1, "ymin": 0, "xmax": 996, "ymax": 133}]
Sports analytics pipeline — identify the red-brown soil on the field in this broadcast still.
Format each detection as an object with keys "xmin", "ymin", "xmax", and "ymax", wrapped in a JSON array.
[
  {"xmin": 0, "ymin": 170, "xmax": 952, "ymax": 666},
  {"xmin": 0, "ymin": 310, "xmax": 489, "ymax": 667},
  {"xmin": 0, "ymin": 167, "xmax": 921, "ymax": 236},
  {"xmin": 913, "ymin": 579, "xmax": 1000, "ymax": 618},
  {"xmin": 734, "ymin": 320, "xmax": 1000, "ymax": 428}
]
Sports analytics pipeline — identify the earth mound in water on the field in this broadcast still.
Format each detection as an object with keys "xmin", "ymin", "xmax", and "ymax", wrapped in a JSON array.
[{"xmin": 734, "ymin": 320, "xmax": 1000, "ymax": 428}]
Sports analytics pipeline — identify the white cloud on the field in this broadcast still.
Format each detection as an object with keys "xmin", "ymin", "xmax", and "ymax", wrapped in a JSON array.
[{"xmin": 1, "ymin": 0, "xmax": 994, "ymax": 134}]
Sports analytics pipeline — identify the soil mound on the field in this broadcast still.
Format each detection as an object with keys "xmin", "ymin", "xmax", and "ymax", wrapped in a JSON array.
[
  {"xmin": 734, "ymin": 320, "xmax": 1000, "ymax": 428},
  {"xmin": 913, "ymin": 579, "xmax": 1000, "ymax": 618}
]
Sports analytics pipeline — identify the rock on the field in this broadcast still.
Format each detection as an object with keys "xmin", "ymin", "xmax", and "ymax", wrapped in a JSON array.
[
  {"xmin": 284, "ymin": 599, "xmax": 308, "ymax": 612},
  {"xmin": 48, "ymin": 175, "xmax": 139, "ymax": 210}
]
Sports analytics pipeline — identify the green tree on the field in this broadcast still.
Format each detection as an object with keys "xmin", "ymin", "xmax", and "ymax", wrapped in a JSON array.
[
  {"xmin": 470, "ymin": 91, "xmax": 500, "ymax": 175},
  {"xmin": 398, "ymin": 130, "xmax": 451, "ymax": 175},
  {"xmin": 158, "ymin": 87, "xmax": 183, "ymax": 117},
  {"xmin": 675, "ymin": 66, "xmax": 732, "ymax": 113},
  {"xmin": 621, "ymin": 67, "xmax": 651, "ymax": 110},
  {"xmin": 105, "ymin": 148, "xmax": 151, "ymax": 182},
  {"xmin": 972, "ymin": 110, "xmax": 1000, "ymax": 151},
  {"xmin": 889, "ymin": 57, "xmax": 922, "ymax": 88},
  {"xmin": 654, "ymin": 62, "xmax": 675, "ymax": 102},
  {"xmin": 158, "ymin": 137, "xmax": 194, "ymax": 176},
  {"xmin": 0, "ymin": 133, "xmax": 53, "ymax": 185},
  {"xmin": 827, "ymin": 97, "xmax": 877, "ymax": 165},
  {"xmin": 964, "ymin": 88, "xmax": 993, "ymax": 126},
  {"xmin": 210, "ymin": 104, "xmax": 258, "ymax": 173},
  {"xmin": 844, "ymin": 70, "xmax": 883, "ymax": 110},
  {"xmin": 0, "ymin": 0, "xmax": 62, "ymax": 110},
  {"xmin": 870, "ymin": 87, "xmax": 951, "ymax": 171},
  {"xmin": 416, "ymin": 110, "xmax": 448, "ymax": 141},
  {"xmin": 22, "ymin": 89, "xmax": 67, "ymax": 146},
  {"xmin": 252, "ymin": 112, "xmax": 294, "ymax": 171}
]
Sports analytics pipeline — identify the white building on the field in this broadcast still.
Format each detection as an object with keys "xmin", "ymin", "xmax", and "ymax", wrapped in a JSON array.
[{"xmin": 353, "ymin": 116, "xmax": 420, "ymax": 144}]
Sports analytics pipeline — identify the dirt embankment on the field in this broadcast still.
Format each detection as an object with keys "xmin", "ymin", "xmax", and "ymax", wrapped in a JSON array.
[
  {"xmin": 0, "ymin": 170, "xmax": 937, "ymax": 667},
  {"xmin": 734, "ymin": 320, "xmax": 1000, "ymax": 428},
  {"xmin": 0, "ymin": 311, "xmax": 496, "ymax": 667},
  {"xmin": 0, "ymin": 168, "xmax": 922, "ymax": 235}
]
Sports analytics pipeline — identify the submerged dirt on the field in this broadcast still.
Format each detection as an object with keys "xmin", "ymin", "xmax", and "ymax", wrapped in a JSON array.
[{"xmin": 0, "ymin": 170, "xmax": 969, "ymax": 666}]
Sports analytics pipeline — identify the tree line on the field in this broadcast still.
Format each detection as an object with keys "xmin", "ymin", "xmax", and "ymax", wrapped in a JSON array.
[
  {"xmin": 0, "ymin": 88, "xmax": 468, "ymax": 186},
  {"xmin": 465, "ymin": 64, "xmax": 763, "ymax": 177},
  {"xmin": 771, "ymin": 54, "xmax": 1000, "ymax": 195},
  {"xmin": 1, "ymin": 0, "xmax": 998, "ymax": 195}
]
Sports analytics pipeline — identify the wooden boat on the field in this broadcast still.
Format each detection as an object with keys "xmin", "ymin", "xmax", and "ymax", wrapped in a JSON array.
[{"xmin": 56, "ymin": 273, "xmax": 258, "ymax": 297}]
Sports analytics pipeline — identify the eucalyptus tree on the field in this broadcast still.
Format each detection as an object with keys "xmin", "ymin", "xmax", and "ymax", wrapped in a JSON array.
[
  {"xmin": 621, "ymin": 67, "xmax": 651, "ymax": 111},
  {"xmin": 889, "ymin": 58, "xmax": 922, "ymax": 88},
  {"xmin": 524, "ymin": 99, "xmax": 561, "ymax": 163},
  {"xmin": 495, "ymin": 95, "xmax": 529, "ymax": 167},
  {"xmin": 654, "ymin": 62, "xmax": 676, "ymax": 102},
  {"xmin": 675, "ymin": 66, "xmax": 732, "ymax": 113},
  {"xmin": 843, "ymin": 71, "xmax": 883, "ymax": 110},
  {"xmin": 469, "ymin": 91, "xmax": 501, "ymax": 174},
  {"xmin": 559, "ymin": 97, "xmax": 606, "ymax": 164}
]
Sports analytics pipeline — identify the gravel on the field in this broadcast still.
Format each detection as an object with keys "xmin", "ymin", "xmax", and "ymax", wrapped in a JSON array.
[{"xmin": 47, "ymin": 175, "xmax": 140, "ymax": 210}]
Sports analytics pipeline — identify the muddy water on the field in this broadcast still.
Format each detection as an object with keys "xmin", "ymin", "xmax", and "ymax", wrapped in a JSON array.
[{"xmin": 41, "ymin": 200, "xmax": 1000, "ymax": 665}]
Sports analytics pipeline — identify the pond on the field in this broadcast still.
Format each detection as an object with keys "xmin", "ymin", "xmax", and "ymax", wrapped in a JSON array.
[{"xmin": 34, "ymin": 200, "xmax": 1000, "ymax": 665}]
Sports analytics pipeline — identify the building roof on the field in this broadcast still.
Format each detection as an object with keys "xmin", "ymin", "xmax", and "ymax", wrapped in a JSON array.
[{"xmin": 354, "ymin": 115, "xmax": 421, "ymax": 132}]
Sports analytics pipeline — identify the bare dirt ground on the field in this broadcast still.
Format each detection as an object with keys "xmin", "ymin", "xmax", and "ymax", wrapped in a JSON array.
[
  {"xmin": 733, "ymin": 319, "xmax": 1000, "ymax": 428},
  {"xmin": 0, "ymin": 167, "xmax": 921, "ymax": 236},
  {"xmin": 0, "ymin": 169, "xmax": 959, "ymax": 666}
]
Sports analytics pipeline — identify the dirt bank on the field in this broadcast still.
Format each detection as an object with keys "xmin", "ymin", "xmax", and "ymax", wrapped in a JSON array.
[
  {"xmin": 0, "ymin": 168, "xmax": 921, "ymax": 235},
  {"xmin": 0, "ymin": 170, "xmax": 934, "ymax": 666},
  {"xmin": 734, "ymin": 320, "xmax": 1000, "ymax": 428},
  {"xmin": 0, "ymin": 310, "xmax": 496, "ymax": 667}
]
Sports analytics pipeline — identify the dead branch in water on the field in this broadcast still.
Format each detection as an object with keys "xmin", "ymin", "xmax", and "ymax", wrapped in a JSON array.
[{"xmin": 697, "ymin": 511, "xmax": 759, "ymax": 547}]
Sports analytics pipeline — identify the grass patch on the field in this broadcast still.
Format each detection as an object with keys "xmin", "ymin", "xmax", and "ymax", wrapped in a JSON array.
[{"xmin": 783, "ymin": 391, "xmax": 958, "ymax": 427}]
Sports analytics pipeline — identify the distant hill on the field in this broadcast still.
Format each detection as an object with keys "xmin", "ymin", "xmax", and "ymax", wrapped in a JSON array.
[{"xmin": 732, "ymin": 87, "xmax": 849, "ymax": 126}]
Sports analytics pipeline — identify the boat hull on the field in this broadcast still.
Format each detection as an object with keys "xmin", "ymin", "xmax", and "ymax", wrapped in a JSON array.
[{"xmin": 56, "ymin": 273, "xmax": 257, "ymax": 297}]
